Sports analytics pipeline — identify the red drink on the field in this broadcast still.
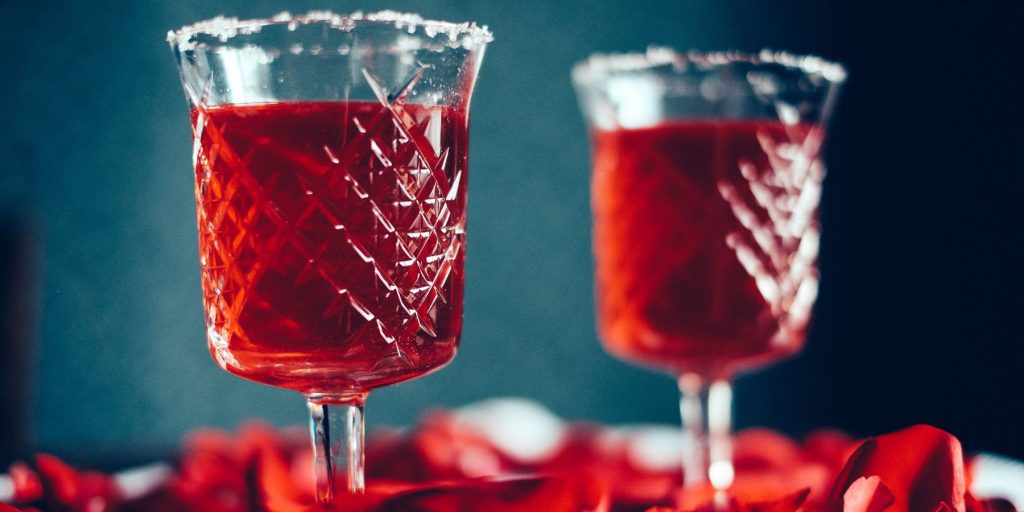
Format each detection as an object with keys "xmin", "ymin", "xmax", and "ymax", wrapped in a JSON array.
[
  {"xmin": 590, "ymin": 120, "xmax": 823, "ymax": 376},
  {"xmin": 191, "ymin": 101, "xmax": 468, "ymax": 394}
]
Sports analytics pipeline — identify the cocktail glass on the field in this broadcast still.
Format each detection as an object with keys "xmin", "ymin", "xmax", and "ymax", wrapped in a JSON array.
[
  {"xmin": 573, "ymin": 49, "xmax": 844, "ymax": 494},
  {"xmin": 168, "ymin": 11, "xmax": 490, "ymax": 504}
]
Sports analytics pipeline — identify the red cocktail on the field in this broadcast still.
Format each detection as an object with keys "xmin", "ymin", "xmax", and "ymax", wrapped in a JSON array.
[
  {"xmin": 591, "ymin": 120, "xmax": 821, "ymax": 376},
  {"xmin": 170, "ymin": 11, "xmax": 490, "ymax": 502},
  {"xmin": 193, "ymin": 101, "xmax": 467, "ymax": 394},
  {"xmin": 574, "ymin": 49, "xmax": 844, "ymax": 490}
]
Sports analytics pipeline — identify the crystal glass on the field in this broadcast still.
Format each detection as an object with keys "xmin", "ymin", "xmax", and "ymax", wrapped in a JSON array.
[
  {"xmin": 573, "ymin": 49, "xmax": 844, "ymax": 493},
  {"xmin": 168, "ymin": 11, "xmax": 490, "ymax": 503}
]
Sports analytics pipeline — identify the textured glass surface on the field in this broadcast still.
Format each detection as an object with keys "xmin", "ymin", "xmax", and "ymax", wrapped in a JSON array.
[
  {"xmin": 574, "ymin": 49, "xmax": 845, "ymax": 376},
  {"xmin": 171, "ymin": 11, "xmax": 489, "ymax": 394},
  {"xmin": 193, "ymin": 100, "xmax": 467, "ymax": 393}
]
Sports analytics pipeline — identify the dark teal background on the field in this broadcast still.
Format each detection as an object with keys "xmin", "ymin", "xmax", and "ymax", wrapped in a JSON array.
[{"xmin": 1, "ymin": 1, "xmax": 1020, "ymax": 465}]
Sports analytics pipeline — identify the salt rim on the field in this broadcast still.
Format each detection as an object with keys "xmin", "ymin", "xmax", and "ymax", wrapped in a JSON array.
[
  {"xmin": 168, "ymin": 10, "xmax": 493, "ymax": 51},
  {"xmin": 573, "ymin": 47, "xmax": 847, "ymax": 85}
]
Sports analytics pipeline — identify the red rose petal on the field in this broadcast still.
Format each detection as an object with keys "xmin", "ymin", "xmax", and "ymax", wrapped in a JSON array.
[
  {"xmin": 304, "ymin": 476, "xmax": 607, "ymax": 512},
  {"xmin": 4, "ymin": 409, "xmax": 1015, "ymax": 511},
  {"xmin": 828, "ymin": 425, "xmax": 966, "ymax": 512},
  {"xmin": 75, "ymin": 471, "xmax": 121, "ymax": 511},
  {"xmin": 365, "ymin": 475, "xmax": 608, "ymax": 512},
  {"xmin": 733, "ymin": 429, "xmax": 803, "ymax": 471},
  {"xmin": 34, "ymin": 454, "xmax": 81, "ymax": 504},
  {"xmin": 747, "ymin": 488, "xmax": 811, "ymax": 512},
  {"xmin": 843, "ymin": 476, "xmax": 894, "ymax": 512},
  {"xmin": 804, "ymin": 430, "xmax": 858, "ymax": 468},
  {"xmin": 251, "ymin": 441, "xmax": 309, "ymax": 511},
  {"xmin": 8, "ymin": 463, "xmax": 42, "ymax": 503},
  {"xmin": 677, "ymin": 473, "xmax": 815, "ymax": 509},
  {"xmin": 655, "ymin": 488, "xmax": 809, "ymax": 512},
  {"xmin": 547, "ymin": 427, "xmax": 679, "ymax": 508}
]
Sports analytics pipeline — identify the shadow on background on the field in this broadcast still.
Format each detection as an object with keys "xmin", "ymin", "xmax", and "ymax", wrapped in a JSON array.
[
  {"xmin": 0, "ymin": 0, "xmax": 1020, "ymax": 466},
  {"xmin": 0, "ymin": 219, "xmax": 37, "ymax": 467}
]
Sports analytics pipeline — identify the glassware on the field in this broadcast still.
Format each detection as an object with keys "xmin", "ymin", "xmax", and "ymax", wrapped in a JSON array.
[
  {"xmin": 573, "ymin": 49, "xmax": 844, "ymax": 493},
  {"xmin": 168, "ymin": 11, "xmax": 490, "ymax": 503}
]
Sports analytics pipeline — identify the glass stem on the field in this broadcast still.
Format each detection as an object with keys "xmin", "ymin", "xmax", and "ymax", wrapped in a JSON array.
[
  {"xmin": 307, "ymin": 392, "xmax": 367, "ymax": 503},
  {"xmin": 678, "ymin": 373, "xmax": 734, "ymax": 491}
]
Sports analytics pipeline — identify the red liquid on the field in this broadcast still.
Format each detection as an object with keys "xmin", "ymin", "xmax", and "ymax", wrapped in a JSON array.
[
  {"xmin": 591, "ymin": 120, "xmax": 823, "ymax": 376},
  {"xmin": 191, "ymin": 101, "xmax": 468, "ymax": 395}
]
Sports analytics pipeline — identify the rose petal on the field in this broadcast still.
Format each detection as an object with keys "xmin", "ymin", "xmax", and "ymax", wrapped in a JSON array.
[
  {"xmin": 843, "ymin": 476, "xmax": 895, "ymax": 512},
  {"xmin": 804, "ymin": 430, "xmax": 858, "ymax": 468},
  {"xmin": 733, "ymin": 429, "xmax": 803, "ymax": 471},
  {"xmin": 7, "ymin": 463, "xmax": 42, "ymax": 503},
  {"xmin": 655, "ymin": 488, "xmax": 809, "ymax": 512},
  {"xmin": 5, "ymin": 411, "xmax": 1013, "ymax": 511},
  {"xmin": 250, "ymin": 438, "xmax": 309, "ymax": 511},
  {"xmin": 368, "ymin": 475, "xmax": 609, "ymax": 512},
  {"xmin": 677, "ymin": 473, "xmax": 813, "ymax": 509},
  {"xmin": 760, "ymin": 488, "xmax": 812, "ymax": 512},
  {"xmin": 34, "ymin": 454, "xmax": 80, "ymax": 504},
  {"xmin": 829, "ymin": 425, "xmax": 966, "ymax": 512}
]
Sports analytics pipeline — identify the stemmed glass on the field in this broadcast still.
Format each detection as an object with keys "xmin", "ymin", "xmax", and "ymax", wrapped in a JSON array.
[
  {"xmin": 168, "ymin": 11, "xmax": 490, "ymax": 504},
  {"xmin": 573, "ymin": 49, "xmax": 844, "ymax": 494}
]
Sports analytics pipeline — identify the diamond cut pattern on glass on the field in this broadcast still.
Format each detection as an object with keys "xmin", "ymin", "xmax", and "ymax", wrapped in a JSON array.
[
  {"xmin": 192, "ymin": 82, "xmax": 462, "ymax": 368},
  {"xmin": 718, "ymin": 124, "xmax": 823, "ymax": 324}
]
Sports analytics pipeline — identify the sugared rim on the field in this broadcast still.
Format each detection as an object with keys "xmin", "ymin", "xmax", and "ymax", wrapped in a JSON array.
[
  {"xmin": 168, "ymin": 10, "xmax": 493, "ymax": 51},
  {"xmin": 573, "ymin": 47, "xmax": 847, "ymax": 84}
]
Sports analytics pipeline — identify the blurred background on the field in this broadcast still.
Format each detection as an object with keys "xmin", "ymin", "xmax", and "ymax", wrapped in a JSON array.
[{"xmin": 1, "ymin": 0, "xmax": 1020, "ymax": 469}]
